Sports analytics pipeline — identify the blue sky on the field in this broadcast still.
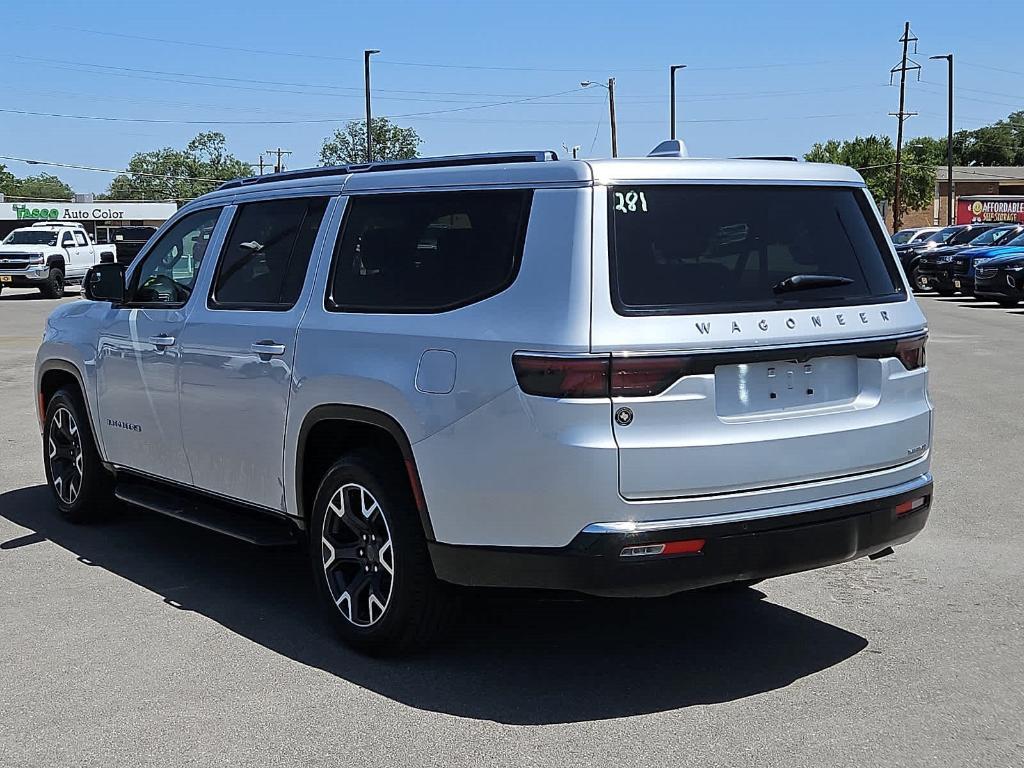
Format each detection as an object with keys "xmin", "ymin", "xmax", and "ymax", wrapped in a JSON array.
[{"xmin": 3, "ymin": 0, "xmax": 1020, "ymax": 194}]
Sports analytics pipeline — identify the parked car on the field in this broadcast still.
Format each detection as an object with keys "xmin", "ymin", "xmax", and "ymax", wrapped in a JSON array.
[
  {"xmin": 892, "ymin": 226, "xmax": 941, "ymax": 245},
  {"xmin": 894, "ymin": 224, "xmax": 968, "ymax": 279},
  {"xmin": 913, "ymin": 224, "xmax": 1023, "ymax": 295},
  {"xmin": 974, "ymin": 251, "xmax": 1024, "ymax": 306},
  {"xmin": 108, "ymin": 226, "xmax": 158, "ymax": 266},
  {"xmin": 35, "ymin": 149, "xmax": 933, "ymax": 653},
  {"xmin": 0, "ymin": 222, "xmax": 116, "ymax": 298}
]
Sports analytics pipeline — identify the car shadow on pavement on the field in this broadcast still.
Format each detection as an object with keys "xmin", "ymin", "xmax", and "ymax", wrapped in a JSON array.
[{"xmin": 1, "ymin": 484, "xmax": 868, "ymax": 725}]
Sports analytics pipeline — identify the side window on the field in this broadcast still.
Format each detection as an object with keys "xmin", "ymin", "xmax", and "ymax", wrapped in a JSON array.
[
  {"xmin": 61, "ymin": 232, "xmax": 74, "ymax": 248},
  {"xmin": 73, "ymin": 231, "xmax": 88, "ymax": 247},
  {"xmin": 328, "ymin": 189, "xmax": 532, "ymax": 313},
  {"xmin": 128, "ymin": 207, "xmax": 222, "ymax": 306},
  {"xmin": 211, "ymin": 197, "xmax": 329, "ymax": 310}
]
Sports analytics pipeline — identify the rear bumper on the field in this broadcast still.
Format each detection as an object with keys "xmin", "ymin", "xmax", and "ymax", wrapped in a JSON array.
[{"xmin": 429, "ymin": 475, "xmax": 932, "ymax": 597}]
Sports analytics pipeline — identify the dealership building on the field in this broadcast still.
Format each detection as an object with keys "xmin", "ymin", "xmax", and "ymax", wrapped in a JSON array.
[{"xmin": 0, "ymin": 198, "xmax": 177, "ymax": 243}]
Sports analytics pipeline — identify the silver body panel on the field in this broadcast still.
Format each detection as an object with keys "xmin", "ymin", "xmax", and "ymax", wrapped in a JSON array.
[{"xmin": 36, "ymin": 156, "xmax": 933, "ymax": 550}]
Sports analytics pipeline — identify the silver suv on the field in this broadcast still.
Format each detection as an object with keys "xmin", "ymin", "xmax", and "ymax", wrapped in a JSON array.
[{"xmin": 34, "ymin": 149, "xmax": 933, "ymax": 653}]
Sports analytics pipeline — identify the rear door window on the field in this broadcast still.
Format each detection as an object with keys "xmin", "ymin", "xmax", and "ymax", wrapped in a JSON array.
[{"xmin": 608, "ymin": 184, "xmax": 905, "ymax": 316}]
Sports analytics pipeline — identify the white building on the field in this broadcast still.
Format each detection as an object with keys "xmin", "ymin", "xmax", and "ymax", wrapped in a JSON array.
[{"xmin": 0, "ymin": 199, "xmax": 178, "ymax": 243}]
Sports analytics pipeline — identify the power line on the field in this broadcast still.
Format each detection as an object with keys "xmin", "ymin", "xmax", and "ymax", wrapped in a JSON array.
[
  {"xmin": 32, "ymin": 25, "xmax": 842, "ymax": 74},
  {"xmin": 0, "ymin": 87, "xmax": 590, "ymax": 126},
  {"xmin": 0, "ymin": 154, "xmax": 229, "ymax": 183}
]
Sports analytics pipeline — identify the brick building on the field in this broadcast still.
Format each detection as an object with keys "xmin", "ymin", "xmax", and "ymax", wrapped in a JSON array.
[{"xmin": 902, "ymin": 166, "xmax": 1024, "ymax": 229}]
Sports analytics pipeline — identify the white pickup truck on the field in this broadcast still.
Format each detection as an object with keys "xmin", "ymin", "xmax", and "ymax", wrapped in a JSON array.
[{"xmin": 0, "ymin": 222, "xmax": 116, "ymax": 298}]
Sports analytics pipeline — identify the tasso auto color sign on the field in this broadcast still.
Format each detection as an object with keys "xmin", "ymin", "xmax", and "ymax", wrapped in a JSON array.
[{"xmin": 957, "ymin": 196, "xmax": 1024, "ymax": 224}]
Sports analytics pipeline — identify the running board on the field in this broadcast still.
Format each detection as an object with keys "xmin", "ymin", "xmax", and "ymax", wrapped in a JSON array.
[{"xmin": 114, "ymin": 482, "xmax": 297, "ymax": 546}]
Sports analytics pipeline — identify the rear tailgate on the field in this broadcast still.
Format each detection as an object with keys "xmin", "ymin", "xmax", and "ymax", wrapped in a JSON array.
[{"xmin": 591, "ymin": 182, "xmax": 932, "ymax": 501}]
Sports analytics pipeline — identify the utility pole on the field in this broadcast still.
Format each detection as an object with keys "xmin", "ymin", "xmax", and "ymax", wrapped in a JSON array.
[
  {"xmin": 265, "ymin": 148, "xmax": 292, "ymax": 173},
  {"xmin": 930, "ymin": 53, "xmax": 954, "ymax": 225},
  {"xmin": 889, "ymin": 22, "xmax": 920, "ymax": 232},
  {"xmin": 670, "ymin": 64, "xmax": 686, "ymax": 139},
  {"xmin": 364, "ymin": 49, "xmax": 380, "ymax": 162},
  {"xmin": 608, "ymin": 77, "xmax": 618, "ymax": 158},
  {"xmin": 581, "ymin": 79, "xmax": 618, "ymax": 157},
  {"xmin": 256, "ymin": 154, "xmax": 268, "ymax": 175}
]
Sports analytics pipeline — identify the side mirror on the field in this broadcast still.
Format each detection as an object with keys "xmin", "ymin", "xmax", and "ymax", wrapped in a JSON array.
[{"xmin": 84, "ymin": 263, "xmax": 126, "ymax": 303}]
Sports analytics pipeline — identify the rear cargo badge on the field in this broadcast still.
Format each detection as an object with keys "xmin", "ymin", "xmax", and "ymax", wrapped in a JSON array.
[{"xmin": 615, "ymin": 407, "xmax": 634, "ymax": 426}]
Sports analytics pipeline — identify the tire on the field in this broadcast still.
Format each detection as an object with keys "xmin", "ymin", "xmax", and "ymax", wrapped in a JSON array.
[
  {"xmin": 39, "ymin": 267, "xmax": 64, "ymax": 299},
  {"xmin": 999, "ymin": 298, "xmax": 1019, "ymax": 307},
  {"xmin": 42, "ymin": 388, "xmax": 114, "ymax": 523},
  {"xmin": 309, "ymin": 452, "xmax": 453, "ymax": 655},
  {"xmin": 911, "ymin": 267, "xmax": 930, "ymax": 292}
]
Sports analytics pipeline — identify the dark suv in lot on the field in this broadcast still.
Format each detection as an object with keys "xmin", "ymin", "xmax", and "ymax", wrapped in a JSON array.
[
  {"xmin": 895, "ymin": 224, "xmax": 987, "ymax": 289},
  {"xmin": 913, "ymin": 224, "xmax": 1023, "ymax": 295}
]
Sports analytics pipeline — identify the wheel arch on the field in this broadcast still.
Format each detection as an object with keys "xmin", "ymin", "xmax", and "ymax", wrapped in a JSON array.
[
  {"xmin": 295, "ymin": 405, "xmax": 434, "ymax": 541},
  {"xmin": 46, "ymin": 254, "xmax": 66, "ymax": 270},
  {"xmin": 37, "ymin": 360, "xmax": 105, "ymax": 457}
]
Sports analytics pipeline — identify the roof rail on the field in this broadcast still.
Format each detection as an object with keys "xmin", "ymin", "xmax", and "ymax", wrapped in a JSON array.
[
  {"xmin": 217, "ymin": 150, "xmax": 560, "ymax": 191},
  {"xmin": 733, "ymin": 155, "xmax": 800, "ymax": 162}
]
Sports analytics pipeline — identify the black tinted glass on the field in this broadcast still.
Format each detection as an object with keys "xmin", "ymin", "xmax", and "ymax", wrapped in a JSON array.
[
  {"xmin": 329, "ymin": 190, "xmax": 531, "ymax": 312},
  {"xmin": 130, "ymin": 207, "xmax": 221, "ymax": 305},
  {"xmin": 951, "ymin": 226, "xmax": 993, "ymax": 245},
  {"xmin": 212, "ymin": 197, "xmax": 328, "ymax": 309},
  {"xmin": 609, "ymin": 185, "xmax": 904, "ymax": 316}
]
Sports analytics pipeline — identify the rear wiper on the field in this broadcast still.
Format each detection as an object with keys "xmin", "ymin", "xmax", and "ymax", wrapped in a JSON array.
[{"xmin": 772, "ymin": 274, "xmax": 854, "ymax": 294}]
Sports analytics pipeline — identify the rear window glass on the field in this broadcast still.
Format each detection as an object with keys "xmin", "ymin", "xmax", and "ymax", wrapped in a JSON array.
[{"xmin": 608, "ymin": 185, "xmax": 905, "ymax": 316}]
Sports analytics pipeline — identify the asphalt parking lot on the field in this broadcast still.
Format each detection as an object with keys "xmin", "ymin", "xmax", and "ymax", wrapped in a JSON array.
[{"xmin": 1, "ymin": 286, "xmax": 1021, "ymax": 768}]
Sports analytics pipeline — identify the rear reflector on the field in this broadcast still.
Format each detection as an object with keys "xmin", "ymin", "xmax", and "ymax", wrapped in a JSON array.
[
  {"xmin": 895, "ymin": 496, "xmax": 927, "ymax": 516},
  {"xmin": 620, "ymin": 539, "xmax": 705, "ymax": 558}
]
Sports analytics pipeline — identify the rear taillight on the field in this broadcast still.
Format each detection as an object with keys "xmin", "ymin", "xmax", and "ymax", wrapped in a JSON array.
[
  {"xmin": 513, "ymin": 354, "xmax": 693, "ymax": 398},
  {"xmin": 894, "ymin": 335, "xmax": 926, "ymax": 371},
  {"xmin": 610, "ymin": 356, "xmax": 694, "ymax": 397},
  {"xmin": 512, "ymin": 355, "xmax": 609, "ymax": 398}
]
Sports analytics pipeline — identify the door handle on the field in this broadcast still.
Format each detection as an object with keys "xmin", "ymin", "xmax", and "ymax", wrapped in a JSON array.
[
  {"xmin": 251, "ymin": 341, "xmax": 286, "ymax": 358},
  {"xmin": 149, "ymin": 334, "xmax": 175, "ymax": 348}
]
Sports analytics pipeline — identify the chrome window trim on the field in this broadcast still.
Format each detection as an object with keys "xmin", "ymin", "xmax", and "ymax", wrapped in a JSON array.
[{"xmin": 581, "ymin": 473, "xmax": 932, "ymax": 533}]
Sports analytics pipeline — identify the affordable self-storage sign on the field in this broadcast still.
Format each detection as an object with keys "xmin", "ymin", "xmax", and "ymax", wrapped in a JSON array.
[{"xmin": 957, "ymin": 196, "xmax": 1024, "ymax": 224}]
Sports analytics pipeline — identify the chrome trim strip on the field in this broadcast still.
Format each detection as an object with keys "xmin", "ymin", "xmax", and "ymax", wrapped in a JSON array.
[{"xmin": 581, "ymin": 473, "xmax": 933, "ymax": 534}]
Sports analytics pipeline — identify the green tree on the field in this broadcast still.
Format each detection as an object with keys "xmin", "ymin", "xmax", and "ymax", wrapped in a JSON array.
[
  {"xmin": 805, "ymin": 134, "xmax": 935, "ymax": 226},
  {"xmin": 9, "ymin": 173, "xmax": 74, "ymax": 199},
  {"xmin": 0, "ymin": 163, "xmax": 17, "ymax": 196},
  {"xmin": 0, "ymin": 165, "xmax": 74, "ymax": 199},
  {"xmin": 319, "ymin": 117, "xmax": 421, "ymax": 165},
  {"xmin": 103, "ymin": 132, "xmax": 251, "ymax": 200}
]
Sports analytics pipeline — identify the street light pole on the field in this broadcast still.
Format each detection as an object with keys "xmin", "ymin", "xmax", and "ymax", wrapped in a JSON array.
[
  {"xmin": 930, "ymin": 53, "xmax": 954, "ymax": 225},
  {"xmin": 581, "ymin": 79, "xmax": 618, "ymax": 157},
  {"xmin": 364, "ymin": 49, "xmax": 380, "ymax": 162},
  {"xmin": 670, "ymin": 64, "xmax": 686, "ymax": 139}
]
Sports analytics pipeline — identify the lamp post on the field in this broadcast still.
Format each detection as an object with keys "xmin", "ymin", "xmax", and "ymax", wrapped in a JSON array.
[
  {"xmin": 364, "ymin": 49, "xmax": 380, "ymax": 162},
  {"xmin": 581, "ymin": 79, "xmax": 618, "ymax": 157},
  {"xmin": 670, "ymin": 64, "xmax": 686, "ymax": 139},
  {"xmin": 929, "ymin": 53, "xmax": 954, "ymax": 225}
]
